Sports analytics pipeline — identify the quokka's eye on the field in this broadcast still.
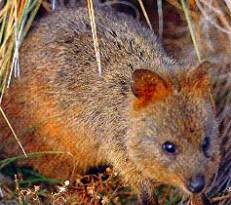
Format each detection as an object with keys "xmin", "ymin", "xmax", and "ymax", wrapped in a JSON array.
[
  {"xmin": 162, "ymin": 141, "xmax": 176, "ymax": 154},
  {"xmin": 202, "ymin": 137, "xmax": 210, "ymax": 157}
]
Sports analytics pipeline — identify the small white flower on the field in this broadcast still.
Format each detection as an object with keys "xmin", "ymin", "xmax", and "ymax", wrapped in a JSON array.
[
  {"xmin": 34, "ymin": 185, "xmax": 40, "ymax": 192},
  {"xmin": 101, "ymin": 196, "xmax": 109, "ymax": 205},
  {"xmin": 58, "ymin": 186, "xmax": 66, "ymax": 193},
  {"xmin": 64, "ymin": 180, "xmax": 70, "ymax": 186}
]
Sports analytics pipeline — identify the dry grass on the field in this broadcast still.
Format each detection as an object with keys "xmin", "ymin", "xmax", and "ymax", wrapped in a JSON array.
[{"xmin": 0, "ymin": 0, "xmax": 230, "ymax": 204}]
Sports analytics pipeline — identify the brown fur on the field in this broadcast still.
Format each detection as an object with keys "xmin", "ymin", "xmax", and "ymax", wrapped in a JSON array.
[{"xmin": 0, "ymin": 6, "xmax": 220, "ymax": 204}]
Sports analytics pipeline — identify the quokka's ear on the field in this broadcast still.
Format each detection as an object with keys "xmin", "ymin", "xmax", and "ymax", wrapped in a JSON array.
[
  {"xmin": 131, "ymin": 69, "xmax": 172, "ymax": 103},
  {"xmin": 184, "ymin": 61, "xmax": 212, "ymax": 93}
]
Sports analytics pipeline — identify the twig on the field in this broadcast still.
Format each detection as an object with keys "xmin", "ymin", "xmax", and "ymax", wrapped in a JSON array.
[
  {"xmin": 52, "ymin": 0, "xmax": 56, "ymax": 10},
  {"xmin": 180, "ymin": 0, "xmax": 201, "ymax": 62},
  {"xmin": 137, "ymin": 0, "xmax": 153, "ymax": 31},
  {"xmin": 211, "ymin": 193, "xmax": 231, "ymax": 202},
  {"xmin": 87, "ymin": 0, "xmax": 102, "ymax": 77},
  {"xmin": 224, "ymin": 0, "xmax": 231, "ymax": 12},
  {"xmin": 213, "ymin": 0, "xmax": 231, "ymax": 34},
  {"xmin": 195, "ymin": 0, "xmax": 231, "ymax": 36},
  {"xmin": 200, "ymin": 0, "xmax": 223, "ymax": 15},
  {"xmin": 157, "ymin": 0, "xmax": 163, "ymax": 40},
  {"xmin": 0, "ymin": 106, "xmax": 27, "ymax": 157},
  {"xmin": 42, "ymin": 1, "xmax": 52, "ymax": 12}
]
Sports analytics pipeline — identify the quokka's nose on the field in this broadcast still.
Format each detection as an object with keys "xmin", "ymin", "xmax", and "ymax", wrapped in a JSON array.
[{"xmin": 187, "ymin": 175, "xmax": 205, "ymax": 193}]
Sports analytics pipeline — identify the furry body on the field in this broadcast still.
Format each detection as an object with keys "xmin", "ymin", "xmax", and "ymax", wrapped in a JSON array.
[{"xmin": 0, "ymin": 7, "xmax": 220, "ymax": 204}]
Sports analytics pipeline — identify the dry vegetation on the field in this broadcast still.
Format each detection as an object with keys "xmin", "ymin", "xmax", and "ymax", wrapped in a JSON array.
[{"xmin": 0, "ymin": 0, "xmax": 231, "ymax": 204}]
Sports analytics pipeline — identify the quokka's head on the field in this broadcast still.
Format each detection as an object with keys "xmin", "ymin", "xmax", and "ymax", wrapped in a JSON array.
[{"xmin": 127, "ymin": 61, "xmax": 220, "ymax": 195}]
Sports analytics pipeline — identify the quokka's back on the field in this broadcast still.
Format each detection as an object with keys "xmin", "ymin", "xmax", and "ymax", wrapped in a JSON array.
[{"xmin": 0, "ymin": 6, "xmax": 220, "ymax": 204}]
